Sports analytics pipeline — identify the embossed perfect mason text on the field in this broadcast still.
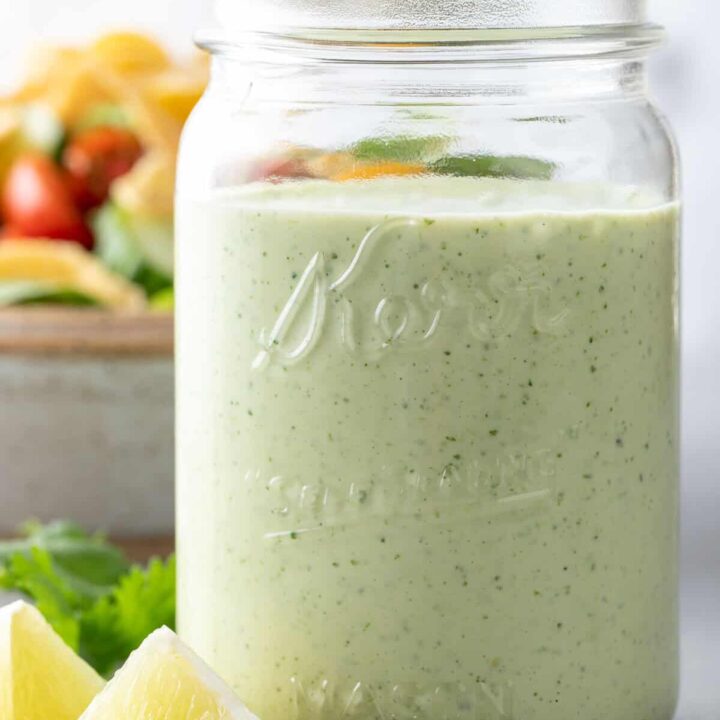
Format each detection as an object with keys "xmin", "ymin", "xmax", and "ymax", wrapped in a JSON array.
[
  {"xmin": 290, "ymin": 676, "xmax": 515, "ymax": 720},
  {"xmin": 260, "ymin": 447, "xmax": 557, "ymax": 539}
]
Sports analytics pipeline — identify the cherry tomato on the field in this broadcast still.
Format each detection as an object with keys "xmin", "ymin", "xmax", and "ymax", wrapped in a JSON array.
[
  {"xmin": 1, "ymin": 154, "xmax": 94, "ymax": 249},
  {"xmin": 62, "ymin": 126, "xmax": 143, "ymax": 210}
]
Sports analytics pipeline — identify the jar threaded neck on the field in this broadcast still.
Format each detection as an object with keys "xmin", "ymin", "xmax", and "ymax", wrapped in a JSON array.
[{"xmin": 213, "ymin": 0, "xmax": 647, "ymax": 34}]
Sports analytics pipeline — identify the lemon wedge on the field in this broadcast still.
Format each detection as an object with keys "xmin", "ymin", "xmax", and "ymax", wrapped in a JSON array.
[
  {"xmin": 0, "ymin": 240, "xmax": 146, "ymax": 311},
  {"xmin": 79, "ymin": 627, "xmax": 259, "ymax": 720},
  {"xmin": 0, "ymin": 601, "xmax": 104, "ymax": 720}
]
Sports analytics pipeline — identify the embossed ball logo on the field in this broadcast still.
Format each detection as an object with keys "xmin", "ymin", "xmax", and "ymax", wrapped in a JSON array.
[{"xmin": 253, "ymin": 216, "xmax": 569, "ymax": 371}]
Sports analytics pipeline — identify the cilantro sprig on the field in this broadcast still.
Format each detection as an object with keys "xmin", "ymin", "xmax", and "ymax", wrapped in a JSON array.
[{"xmin": 0, "ymin": 521, "xmax": 175, "ymax": 677}]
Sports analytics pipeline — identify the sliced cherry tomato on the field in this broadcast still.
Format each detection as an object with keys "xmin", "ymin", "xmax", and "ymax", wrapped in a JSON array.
[
  {"xmin": 0, "ymin": 225, "xmax": 26, "ymax": 240},
  {"xmin": 249, "ymin": 156, "xmax": 311, "ymax": 183},
  {"xmin": 62, "ymin": 126, "xmax": 143, "ymax": 210},
  {"xmin": 1, "ymin": 153, "xmax": 94, "ymax": 249}
]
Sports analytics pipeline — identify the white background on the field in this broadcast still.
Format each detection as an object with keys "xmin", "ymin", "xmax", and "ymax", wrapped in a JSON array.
[{"xmin": 0, "ymin": 1, "xmax": 717, "ymax": 717}]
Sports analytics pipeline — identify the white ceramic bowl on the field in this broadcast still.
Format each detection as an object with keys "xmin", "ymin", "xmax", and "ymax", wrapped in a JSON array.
[{"xmin": 0, "ymin": 309, "xmax": 174, "ymax": 535}]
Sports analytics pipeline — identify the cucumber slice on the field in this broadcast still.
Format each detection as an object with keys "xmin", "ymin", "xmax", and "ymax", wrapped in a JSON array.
[
  {"xmin": 124, "ymin": 213, "xmax": 174, "ymax": 278},
  {"xmin": 92, "ymin": 202, "xmax": 144, "ymax": 279},
  {"xmin": 92, "ymin": 202, "xmax": 173, "ymax": 297},
  {"xmin": 21, "ymin": 103, "xmax": 66, "ymax": 158}
]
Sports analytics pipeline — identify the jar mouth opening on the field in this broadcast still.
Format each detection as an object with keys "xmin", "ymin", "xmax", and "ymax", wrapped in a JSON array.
[{"xmin": 196, "ymin": 24, "xmax": 664, "ymax": 63}]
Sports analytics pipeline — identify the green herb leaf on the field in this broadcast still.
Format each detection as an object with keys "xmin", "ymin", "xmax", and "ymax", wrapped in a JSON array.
[
  {"xmin": 0, "ymin": 547, "xmax": 84, "ymax": 649},
  {"xmin": 0, "ymin": 520, "xmax": 129, "ymax": 591},
  {"xmin": 0, "ymin": 521, "xmax": 174, "ymax": 677},
  {"xmin": 0, "ymin": 521, "xmax": 130, "ymax": 596},
  {"xmin": 81, "ymin": 556, "xmax": 176, "ymax": 677}
]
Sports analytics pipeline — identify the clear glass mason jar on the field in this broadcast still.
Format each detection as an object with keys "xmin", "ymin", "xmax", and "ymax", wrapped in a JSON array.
[{"xmin": 176, "ymin": 2, "xmax": 680, "ymax": 720}]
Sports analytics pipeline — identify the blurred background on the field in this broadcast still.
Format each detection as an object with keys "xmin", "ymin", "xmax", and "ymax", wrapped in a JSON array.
[
  {"xmin": 649, "ymin": 2, "xmax": 720, "ymax": 717},
  {"xmin": 0, "ymin": 0, "xmax": 716, "ymax": 717}
]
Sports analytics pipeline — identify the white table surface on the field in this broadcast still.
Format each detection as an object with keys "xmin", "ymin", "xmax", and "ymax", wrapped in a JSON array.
[{"xmin": 676, "ymin": 474, "xmax": 720, "ymax": 720}]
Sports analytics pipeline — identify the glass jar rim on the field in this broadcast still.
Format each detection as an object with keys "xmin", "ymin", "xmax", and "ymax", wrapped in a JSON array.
[{"xmin": 196, "ymin": 24, "xmax": 665, "ymax": 64}]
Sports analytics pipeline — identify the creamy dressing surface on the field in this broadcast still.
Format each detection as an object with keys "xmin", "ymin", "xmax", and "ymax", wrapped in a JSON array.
[{"xmin": 176, "ymin": 177, "xmax": 679, "ymax": 720}]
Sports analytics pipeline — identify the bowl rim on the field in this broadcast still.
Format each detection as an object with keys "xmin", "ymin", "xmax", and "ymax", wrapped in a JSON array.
[{"xmin": 0, "ymin": 309, "xmax": 174, "ymax": 357}]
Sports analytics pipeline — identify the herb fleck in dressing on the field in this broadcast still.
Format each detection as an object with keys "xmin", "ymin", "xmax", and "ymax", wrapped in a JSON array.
[{"xmin": 177, "ymin": 178, "xmax": 679, "ymax": 720}]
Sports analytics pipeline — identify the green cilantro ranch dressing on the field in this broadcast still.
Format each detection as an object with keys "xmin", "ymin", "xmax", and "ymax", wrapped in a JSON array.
[{"xmin": 176, "ymin": 177, "xmax": 679, "ymax": 720}]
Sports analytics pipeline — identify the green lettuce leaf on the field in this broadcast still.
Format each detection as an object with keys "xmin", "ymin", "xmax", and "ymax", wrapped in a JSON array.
[
  {"xmin": 76, "ymin": 104, "xmax": 132, "ymax": 132},
  {"xmin": 149, "ymin": 287, "xmax": 174, "ymax": 312},
  {"xmin": 430, "ymin": 154, "xmax": 555, "ymax": 180},
  {"xmin": 0, "ymin": 281, "xmax": 98, "ymax": 308},
  {"xmin": 351, "ymin": 135, "xmax": 448, "ymax": 164}
]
